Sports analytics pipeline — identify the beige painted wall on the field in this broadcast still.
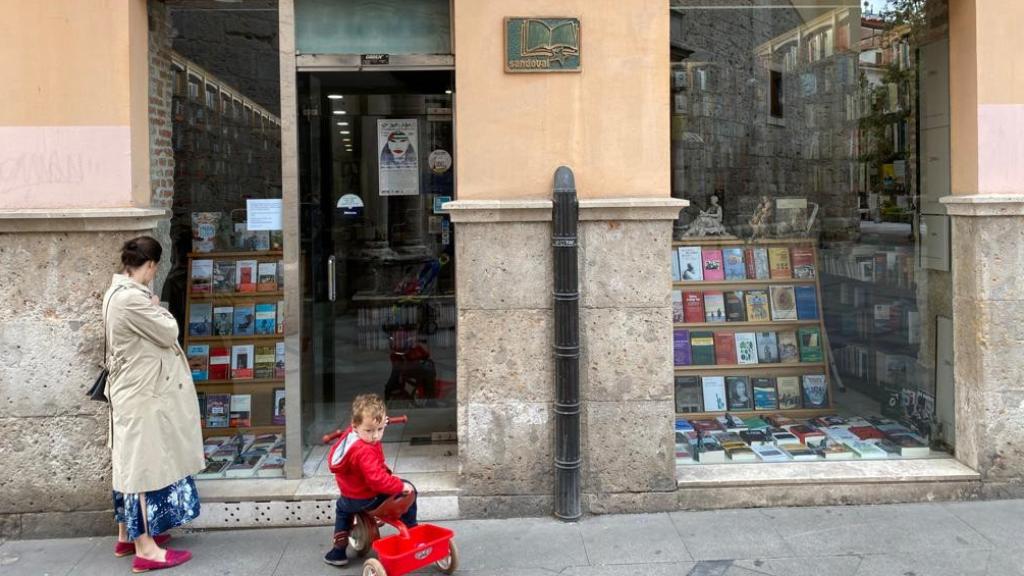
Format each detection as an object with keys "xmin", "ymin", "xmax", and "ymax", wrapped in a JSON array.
[
  {"xmin": 453, "ymin": 0, "xmax": 669, "ymax": 200},
  {"xmin": 949, "ymin": 0, "xmax": 1024, "ymax": 196},
  {"xmin": 0, "ymin": 0, "xmax": 149, "ymax": 209}
]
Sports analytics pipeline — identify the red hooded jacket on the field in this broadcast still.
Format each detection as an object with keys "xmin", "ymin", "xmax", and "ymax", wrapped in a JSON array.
[{"xmin": 327, "ymin": 427, "xmax": 404, "ymax": 499}]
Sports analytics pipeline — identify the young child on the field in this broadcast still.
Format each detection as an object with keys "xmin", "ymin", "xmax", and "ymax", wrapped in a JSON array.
[{"xmin": 324, "ymin": 394, "xmax": 416, "ymax": 567}]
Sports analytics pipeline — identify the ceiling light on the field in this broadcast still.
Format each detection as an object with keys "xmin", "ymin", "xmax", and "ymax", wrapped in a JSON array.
[
  {"xmin": 337, "ymin": 121, "xmax": 349, "ymax": 126},
  {"xmin": 328, "ymin": 94, "xmax": 343, "ymax": 100},
  {"xmin": 340, "ymin": 131, "xmax": 351, "ymax": 135},
  {"xmin": 445, "ymin": 90, "xmax": 453, "ymax": 94},
  {"xmin": 333, "ymin": 110, "xmax": 347, "ymax": 115},
  {"xmin": 343, "ymin": 138, "xmax": 351, "ymax": 142}
]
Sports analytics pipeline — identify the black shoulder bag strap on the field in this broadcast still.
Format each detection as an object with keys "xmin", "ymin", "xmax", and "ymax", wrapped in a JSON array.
[{"xmin": 87, "ymin": 285, "xmax": 126, "ymax": 402}]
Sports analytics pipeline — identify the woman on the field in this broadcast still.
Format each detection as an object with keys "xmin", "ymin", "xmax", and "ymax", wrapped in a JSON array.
[{"xmin": 102, "ymin": 236, "xmax": 204, "ymax": 572}]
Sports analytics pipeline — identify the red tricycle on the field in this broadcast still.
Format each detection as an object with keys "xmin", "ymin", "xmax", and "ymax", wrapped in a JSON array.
[{"xmin": 322, "ymin": 416, "xmax": 459, "ymax": 576}]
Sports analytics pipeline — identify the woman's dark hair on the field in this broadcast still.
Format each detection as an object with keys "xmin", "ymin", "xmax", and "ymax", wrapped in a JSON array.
[{"xmin": 121, "ymin": 236, "xmax": 163, "ymax": 270}]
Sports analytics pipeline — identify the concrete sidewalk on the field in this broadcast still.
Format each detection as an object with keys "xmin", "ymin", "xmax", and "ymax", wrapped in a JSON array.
[{"xmin": 2, "ymin": 499, "xmax": 1022, "ymax": 576}]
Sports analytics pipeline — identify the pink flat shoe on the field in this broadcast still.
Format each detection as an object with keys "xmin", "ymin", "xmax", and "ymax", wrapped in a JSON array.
[
  {"xmin": 113, "ymin": 533, "xmax": 173, "ymax": 557},
  {"xmin": 131, "ymin": 548, "xmax": 192, "ymax": 573}
]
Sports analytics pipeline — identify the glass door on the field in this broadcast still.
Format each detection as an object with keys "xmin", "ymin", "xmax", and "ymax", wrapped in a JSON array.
[{"xmin": 298, "ymin": 71, "xmax": 457, "ymax": 455}]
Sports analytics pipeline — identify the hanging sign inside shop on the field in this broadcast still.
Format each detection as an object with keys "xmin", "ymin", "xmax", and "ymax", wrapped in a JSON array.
[
  {"xmin": 428, "ymin": 149, "xmax": 452, "ymax": 175},
  {"xmin": 505, "ymin": 17, "xmax": 581, "ymax": 73},
  {"xmin": 246, "ymin": 198, "xmax": 283, "ymax": 231},
  {"xmin": 433, "ymin": 195, "xmax": 452, "ymax": 214},
  {"xmin": 337, "ymin": 193, "xmax": 364, "ymax": 217},
  {"xmin": 377, "ymin": 119, "xmax": 420, "ymax": 196},
  {"xmin": 361, "ymin": 54, "xmax": 390, "ymax": 66}
]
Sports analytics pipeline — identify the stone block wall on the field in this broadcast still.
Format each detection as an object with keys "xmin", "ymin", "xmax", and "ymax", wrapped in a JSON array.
[
  {"xmin": 451, "ymin": 200, "xmax": 682, "ymax": 517},
  {"xmin": 0, "ymin": 231, "xmax": 148, "ymax": 538}
]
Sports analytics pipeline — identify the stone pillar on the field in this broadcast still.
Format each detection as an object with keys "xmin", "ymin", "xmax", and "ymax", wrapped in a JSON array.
[
  {"xmin": 943, "ymin": 0, "xmax": 1024, "ymax": 495},
  {"xmin": 449, "ymin": 198, "xmax": 684, "ymax": 517}
]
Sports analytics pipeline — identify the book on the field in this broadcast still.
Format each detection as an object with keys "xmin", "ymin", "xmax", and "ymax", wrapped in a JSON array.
[
  {"xmin": 257, "ymin": 262, "xmax": 278, "ymax": 292},
  {"xmin": 671, "ymin": 250, "xmax": 681, "ymax": 282},
  {"xmin": 718, "ymin": 415, "xmax": 748, "ymax": 432},
  {"xmin": 776, "ymin": 376, "xmax": 802, "ymax": 409},
  {"xmin": 849, "ymin": 425, "xmax": 886, "ymax": 441},
  {"xmin": 744, "ymin": 290, "xmax": 770, "ymax": 322},
  {"xmin": 700, "ymin": 376, "xmax": 727, "ymax": 412},
  {"xmin": 690, "ymin": 331, "xmax": 716, "ymax": 365},
  {"xmin": 752, "ymin": 377, "xmax": 778, "ymax": 410},
  {"xmin": 755, "ymin": 331, "xmax": 779, "ymax": 364},
  {"xmin": 844, "ymin": 440, "xmax": 889, "ymax": 459},
  {"xmin": 739, "ymin": 429, "xmax": 770, "ymax": 446},
  {"xmin": 821, "ymin": 442, "xmax": 856, "ymax": 460},
  {"xmin": 723, "ymin": 291, "xmax": 746, "ymax": 322},
  {"xmin": 202, "ymin": 435, "xmax": 226, "ymax": 458},
  {"xmin": 771, "ymin": 430, "xmax": 802, "ymax": 446},
  {"xmin": 256, "ymin": 455, "xmax": 286, "ymax": 478},
  {"xmin": 683, "ymin": 292, "xmax": 705, "ymax": 323},
  {"xmin": 713, "ymin": 332, "xmax": 737, "ymax": 365},
  {"xmin": 235, "ymin": 222, "xmax": 271, "ymax": 252},
  {"xmin": 750, "ymin": 247, "xmax": 770, "ymax": 280},
  {"xmin": 751, "ymin": 445, "xmax": 790, "ymax": 462},
  {"xmin": 191, "ymin": 212, "xmax": 222, "ymax": 253},
  {"xmin": 741, "ymin": 416, "xmax": 770, "ymax": 430},
  {"xmin": 781, "ymin": 444, "xmax": 821, "ymax": 460},
  {"xmin": 789, "ymin": 425, "xmax": 827, "ymax": 447},
  {"xmin": 769, "ymin": 285, "xmax": 798, "ymax": 321},
  {"xmin": 231, "ymin": 344, "xmax": 255, "ymax": 380},
  {"xmin": 209, "ymin": 346, "xmax": 230, "ymax": 380},
  {"xmin": 276, "ymin": 261, "xmax": 285, "ymax": 290},
  {"xmin": 734, "ymin": 332, "xmax": 758, "ymax": 364},
  {"xmin": 212, "ymin": 305, "xmax": 234, "ymax": 336},
  {"xmin": 254, "ymin": 344, "xmax": 276, "ymax": 379},
  {"xmin": 276, "ymin": 300, "xmax": 285, "ymax": 334},
  {"xmin": 794, "ymin": 285, "xmax": 819, "ymax": 320},
  {"xmin": 767, "ymin": 246, "xmax": 792, "ymax": 279},
  {"xmin": 675, "ymin": 376, "xmax": 703, "ymax": 413},
  {"xmin": 725, "ymin": 444, "xmax": 758, "ymax": 462},
  {"xmin": 225, "ymin": 449, "xmax": 266, "ymax": 478},
  {"xmin": 802, "ymin": 374, "xmax": 829, "ymax": 408},
  {"xmin": 671, "ymin": 290, "xmax": 684, "ymax": 323},
  {"xmin": 197, "ymin": 459, "xmax": 230, "ymax": 480},
  {"xmin": 206, "ymin": 393, "xmax": 231, "ymax": 428},
  {"xmin": 275, "ymin": 341, "xmax": 286, "ymax": 378},
  {"xmin": 186, "ymin": 344, "xmax": 209, "ymax": 381},
  {"xmin": 887, "ymin": 433, "xmax": 930, "ymax": 457},
  {"xmin": 777, "ymin": 331, "xmax": 800, "ymax": 364},
  {"xmin": 212, "ymin": 260, "xmax": 236, "ymax": 293},
  {"xmin": 272, "ymin": 387, "xmax": 286, "ymax": 425},
  {"xmin": 673, "ymin": 329, "xmax": 691, "ymax": 366},
  {"xmin": 236, "ymin": 260, "xmax": 258, "ymax": 292},
  {"xmin": 229, "ymin": 394, "xmax": 252, "ymax": 427},
  {"xmin": 797, "ymin": 326, "xmax": 823, "ymax": 362},
  {"xmin": 722, "ymin": 248, "xmax": 746, "ymax": 280},
  {"xmin": 790, "ymin": 246, "xmax": 817, "ymax": 279},
  {"xmin": 701, "ymin": 249, "xmax": 725, "ymax": 281},
  {"xmin": 254, "ymin": 303, "xmax": 277, "ymax": 335},
  {"xmin": 188, "ymin": 303, "xmax": 212, "ymax": 337},
  {"xmin": 696, "ymin": 434, "xmax": 726, "ymax": 463},
  {"xmin": 678, "ymin": 247, "xmax": 704, "ymax": 281},
  {"xmin": 233, "ymin": 303, "xmax": 256, "ymax": 336},
  {"xmin": 765, "ymin": 414, "xmax": 798, "ymax": 428},
  {"xmin": 725, "ymin": 376, "xmax": 752, "ymax": 410},
  {"xmin": 190, "ymin": 259, "xmax": 213, "ymax": 294},
  {"xmin": 703, "ymin": 291, "xmax": 726, "ymax": 322},
  {"xmin": 197, "ymin": 393, "xmax": 207, "ymax": 427}
]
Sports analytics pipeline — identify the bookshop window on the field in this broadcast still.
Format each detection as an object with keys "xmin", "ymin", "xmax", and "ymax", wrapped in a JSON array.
[
  {"xmin": 162, "ymin": 1, "xmax": 285, "ymax": 480},
  {"xmin": 669, "ymin": 0, "xmax": 953, "ymax": 465}
]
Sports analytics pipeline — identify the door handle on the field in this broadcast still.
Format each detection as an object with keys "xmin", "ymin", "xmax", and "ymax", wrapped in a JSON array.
[{"xmin": 328, "ymin": 255, "xmax": 336, "ymax": 302}]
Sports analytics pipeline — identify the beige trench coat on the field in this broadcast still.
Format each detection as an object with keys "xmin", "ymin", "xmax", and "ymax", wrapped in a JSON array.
[{"xmin": 103, "ymin": 274, "xmax": 204, "ymax": 494}]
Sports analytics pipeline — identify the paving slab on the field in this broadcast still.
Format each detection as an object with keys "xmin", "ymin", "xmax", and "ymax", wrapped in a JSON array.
[
  {"xmin": 731, "ymin": 555, "xmax": 862, "ymax": 576},
  {"xmin": 852, "ymin": 548, "xmax": 992, "ymax": 576},
  {"xmin": 0, "ymin": 536, "xmax": 96, "ymax": 576},
  {"xmin": 577, "ymin": 512, "xmax": 692, "ymax": 566},
  {"xmin": 445, "ymin": 517, "xmax": 588, "ymax": 572},
  {"xmin": 671, "ymin": 508, "xmax": 796, "ymax": 561},
  {"xmin": 943, "ymin": 498, "xmax": 1024, "ymax": 550}
]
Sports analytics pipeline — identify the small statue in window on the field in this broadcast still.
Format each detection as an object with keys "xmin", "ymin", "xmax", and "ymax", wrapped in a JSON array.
[
  {"xmin": 749, "ymin": 196, "xmax": 773, "ymax": 240},
  {"xmin": 682, "ymin": 194, "xmax": 729, "ymax": 237}
]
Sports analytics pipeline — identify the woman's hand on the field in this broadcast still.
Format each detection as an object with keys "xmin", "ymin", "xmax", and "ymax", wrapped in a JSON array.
[{"xmin": 150, "ymin": 295, "xmax": 161, "ymax": 306}]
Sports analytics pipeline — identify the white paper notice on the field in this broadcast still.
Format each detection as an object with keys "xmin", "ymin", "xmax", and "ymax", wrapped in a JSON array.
[
  {"xmin": 377, "ymin": 119, "xmax": 419, "ymax": 196},
  {"xmin": 246, "ymin": 198, "xmax": 283, "ymax": 231}
]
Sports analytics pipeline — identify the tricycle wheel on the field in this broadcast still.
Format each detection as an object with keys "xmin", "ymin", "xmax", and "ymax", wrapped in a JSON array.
[
  {"xmin": 435, "ymin": 540, "xmax": 459, "ymax": 574},
  {"xmin": 362, "ymin": 558, "xmax": 387, "ymax": 576},
  {"xmin": 350, "ymin": 515, "xmax": 375, "ymax": 557}
]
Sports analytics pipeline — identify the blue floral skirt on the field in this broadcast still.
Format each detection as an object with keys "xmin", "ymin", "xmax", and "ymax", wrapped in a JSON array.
[{"xmin": 113, "ymin": 476, "xmax": 201, "ymax": 541}]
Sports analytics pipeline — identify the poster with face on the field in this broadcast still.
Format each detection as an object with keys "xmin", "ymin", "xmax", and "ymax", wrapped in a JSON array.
[{"xmin": 377, "ymin": 119, "xmax": 419, "ymax": 196}]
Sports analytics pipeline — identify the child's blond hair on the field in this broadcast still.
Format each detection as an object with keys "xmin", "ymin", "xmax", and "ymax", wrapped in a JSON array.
[{"xmin": 351, "ymin": 394, "xmax": 387, "ymax": 426}]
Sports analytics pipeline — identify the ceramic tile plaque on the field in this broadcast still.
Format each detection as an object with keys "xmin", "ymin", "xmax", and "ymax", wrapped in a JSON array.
[{"xmin": 505, "ymin": 17, "xmax": 581, "ymax": 73}]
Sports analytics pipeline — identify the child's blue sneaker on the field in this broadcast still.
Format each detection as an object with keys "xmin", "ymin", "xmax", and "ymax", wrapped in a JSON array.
[{"xmin": 323, "ymin": 547, "xmax": 349, "ymax": 567}]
